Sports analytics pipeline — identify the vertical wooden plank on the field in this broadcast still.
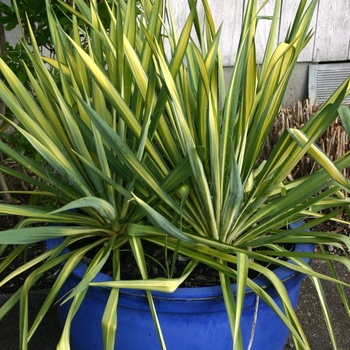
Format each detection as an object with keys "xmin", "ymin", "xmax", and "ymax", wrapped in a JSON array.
[
  {"xmin": 255, "ymin": 0, "xmax": 277, "ymax": 63},
  {"xmin": 313, "ymin": 0, "xmax": 350, "ymax": 62},
  {"xmin": 169, "ymin": 0, "xmax": 245, "ymax": 66},
  {"xmin": 168, "ymin": 0, "xmax": 193, "ymax": 37},
  {"xmin": 167, "ymin": 0, "xmax": 203, "ymax": 60},
  {"xmin": 207, "ymin": 0, "xmax": 245, "ymax": 66},
  {"xmin": 279, "ymin": 0, "xmax": 317, "ymax": 62}
]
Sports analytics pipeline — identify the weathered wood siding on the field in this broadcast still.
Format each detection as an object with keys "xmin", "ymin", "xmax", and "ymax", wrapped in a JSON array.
[
  {"xmin": 2, "ymin": 0, "xmax": 349, "ymax": 65},
  {"xmin": 171, "ymin": 0, "xmax": 350, "ymax": 65}
]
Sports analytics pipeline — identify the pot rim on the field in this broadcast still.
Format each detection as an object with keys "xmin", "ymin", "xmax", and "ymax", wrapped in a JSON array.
[{"xmin": 46, "ymin": 221, "xmax": 313, "ymax": 299}]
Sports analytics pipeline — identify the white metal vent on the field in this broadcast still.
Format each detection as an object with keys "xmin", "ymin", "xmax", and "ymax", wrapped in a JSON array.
[{"xmin": 308, "ymin": 63, "xmax": 350, "ymax": 104}]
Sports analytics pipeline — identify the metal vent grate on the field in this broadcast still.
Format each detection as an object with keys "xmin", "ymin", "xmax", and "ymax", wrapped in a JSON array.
[{"xmin": 308, "ymin": 63, "xmax": 350, "ymax": 104}]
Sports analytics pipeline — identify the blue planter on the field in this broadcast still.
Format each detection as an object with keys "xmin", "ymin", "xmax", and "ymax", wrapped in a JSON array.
[{"xmin": 46, "ymin": 224, "xmax": 313, "ymax": 350}]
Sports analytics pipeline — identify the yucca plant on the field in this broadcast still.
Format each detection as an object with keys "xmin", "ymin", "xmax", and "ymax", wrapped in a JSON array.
[{"xmin": 0, "ymin": 0, "xmax": 350, "ymax": 349}]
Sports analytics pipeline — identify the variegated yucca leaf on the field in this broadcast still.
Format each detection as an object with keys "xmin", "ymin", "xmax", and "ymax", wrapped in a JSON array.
[{"xmin": 0, "ymin": 0, "xmax": 349, "ymax": 349}]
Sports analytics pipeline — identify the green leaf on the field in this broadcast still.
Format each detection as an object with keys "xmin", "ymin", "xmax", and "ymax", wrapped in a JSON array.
[
  {"xmin": 49, "ymin": 197, "xmax": 117, "ymax": 221},
  {"xmin": 131, "ymin": 194, "xmax": 193, "ymax": 243},
  {"xmin": 339, "ymin": 105, "xmax": 350, "ymax": 136},
  {"xmin": 289, "ymin": 129, "xmax": 350, "ymax": 190},
  {"xmin": 0, "ymin": 226, "xmax": 111, "ymax": 245}
]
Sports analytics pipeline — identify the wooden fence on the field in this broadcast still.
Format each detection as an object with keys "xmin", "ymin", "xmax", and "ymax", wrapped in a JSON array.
[{"xmin": 170, "ymin": 0, "xmax": 350, "ymax": 65}]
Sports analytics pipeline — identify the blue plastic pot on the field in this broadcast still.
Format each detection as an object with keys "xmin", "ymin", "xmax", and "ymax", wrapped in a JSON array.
[{"xmin": 46, "ymin": 223, "xmax": 313, "ymax": 350}]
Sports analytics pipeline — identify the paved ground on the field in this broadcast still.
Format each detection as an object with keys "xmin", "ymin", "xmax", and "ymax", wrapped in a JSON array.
[
  {"xmin": 0, "ymin": 260, "xmax": 349, "ymax": 349},
  {"xmin": 284, "ymin": 260, "xmax": 350, "ymax": 350}
]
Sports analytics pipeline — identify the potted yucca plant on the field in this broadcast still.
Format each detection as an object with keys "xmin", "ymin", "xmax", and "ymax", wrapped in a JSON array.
[{"xmin": 0, "ymin": 0, "xmax": 350, "ymax": 349}]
